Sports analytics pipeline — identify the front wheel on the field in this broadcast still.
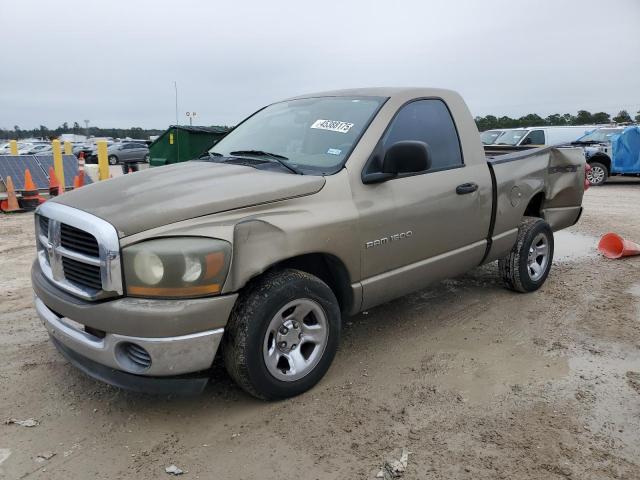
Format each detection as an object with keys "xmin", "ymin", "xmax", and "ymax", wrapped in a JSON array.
[
  {"xmin": 499, "ymin": 217, "xmax": 554, "ymax": 293},
  {"xmin": 587, "ymin": 161, "xmax": 608, "ymax": 186},
  {"xmin": 108, "ymin": 155, "xmax": 118, "ymax": 165},
  {"xmin": 223, "ymin": 269, "xmax": 341, "ymax": 400}
]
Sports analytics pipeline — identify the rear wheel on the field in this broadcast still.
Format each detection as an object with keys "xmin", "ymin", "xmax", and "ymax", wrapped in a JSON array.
[
  {"xmin": 108, "ymin": 155, "xmax": 118, "ymax": 165},
  {"xmin": 499, "ymin": 217, "xmax": 554, "ymax": 293},
  {"xmin": 223, "ymin": 269, "xmax": 341, "ymax": 400},
  {"xmin": 587, "ymin": 161, "xmax": 608, "ymax": 186}
]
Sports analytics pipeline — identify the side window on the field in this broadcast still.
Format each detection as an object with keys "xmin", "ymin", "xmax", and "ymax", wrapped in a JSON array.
[
  {"xmin": 383, "ymin": 99, "xmax": 463, "ymax": 171},
  {"xmin": 524, "ymin": 130, "xmax": 545, "ymax": 145}
]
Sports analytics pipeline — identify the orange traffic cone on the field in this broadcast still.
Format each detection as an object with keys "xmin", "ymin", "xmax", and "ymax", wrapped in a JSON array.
[
  {"xmin": 48, "ymin": 167, "xmax": 61, "ymax": 196},
  {"xmin": 598, "ymin": 233, "xmax": 640, "ymax": 259},
  {"xmin": 19, "ymin": 169, "xmax": 45, "ymax": 210},
  {"xmin": 73, "ymin": 175, "xmax": 81, "ymax": 189},
  {"xmin": 0, "ymin": 176, "xmax": 23, "ymax": 213}
]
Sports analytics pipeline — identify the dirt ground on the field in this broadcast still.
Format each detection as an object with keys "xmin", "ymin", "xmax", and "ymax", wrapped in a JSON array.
[{"xmin": 1, "ymin": 179, "xmax": 639, "ymax": 479}]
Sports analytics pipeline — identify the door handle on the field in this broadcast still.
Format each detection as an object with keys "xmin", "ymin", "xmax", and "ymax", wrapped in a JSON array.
[{"xmin": 456, "ymin": 182, "xmax": 478, "ymax": 194}]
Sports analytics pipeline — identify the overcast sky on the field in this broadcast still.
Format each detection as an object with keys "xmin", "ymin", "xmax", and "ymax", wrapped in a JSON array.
[{"xmin": 1, "ymin": 0, "xmax": 639, "ymax": 130}]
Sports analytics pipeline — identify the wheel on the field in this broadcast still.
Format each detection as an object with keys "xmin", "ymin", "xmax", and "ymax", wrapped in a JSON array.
[
  {"xmin": 108, "ymin": 155, "xmax": 118, "ymax": 165},
  {"xmin": 144, "ymin": 154, "xmax": 150, "ymax": 163},
  {"xmin": 499, "ymin": 217, "xmax": 554, "ymax": 293},
  {"xmin": 587, "ymin": 161, "xmax": 608, "ymax": 186},
  {"xmin": 223, "ymin": 269, "xmax": 341, "ymax": 400}
]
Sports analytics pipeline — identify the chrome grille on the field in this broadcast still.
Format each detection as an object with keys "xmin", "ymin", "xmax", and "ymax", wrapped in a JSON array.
[
  {"xmin": 35, "ymin": 202, "xmax": 123, "ymax": 301},
  {"xmin": 61, "ymin": 223, "xmax": 100, "ymax": 257},
  {"xmin": 62, "ymin": 257, "xmax": 102, "ymax": 290}
]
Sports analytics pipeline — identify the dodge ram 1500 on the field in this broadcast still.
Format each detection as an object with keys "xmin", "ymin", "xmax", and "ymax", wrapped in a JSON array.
[{"xmin": 32, "ymin": 88, "xmax": 586, "ymax": 399}]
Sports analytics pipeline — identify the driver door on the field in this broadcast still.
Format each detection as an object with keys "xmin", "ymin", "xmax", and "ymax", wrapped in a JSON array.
[{"xmin": 356, "ymin": 99, "xmax": 492, "ymax": 309}]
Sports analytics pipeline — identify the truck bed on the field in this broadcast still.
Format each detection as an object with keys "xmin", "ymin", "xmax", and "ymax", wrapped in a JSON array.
[{"xmin": 484, "ymin": 145, "xmax": 585, "ymax": 253}]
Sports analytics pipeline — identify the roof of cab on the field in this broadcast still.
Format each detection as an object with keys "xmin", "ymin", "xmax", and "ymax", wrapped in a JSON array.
[{"xmin": 285, "ymin": 87, "xmax": 458, "ymax": 101}]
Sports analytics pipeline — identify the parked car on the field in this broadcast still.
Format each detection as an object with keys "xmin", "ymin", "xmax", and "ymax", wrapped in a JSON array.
[
  {"xmin": 493, "ymin": 126, "xmax": 597, "ymax": 147},
  {"xmin": 575, "ymin": 126, "xmax": 637, "ymax": 185},
  {"xmin": 32, "ymin": 88, "xmax": 586, "ymax": 399},
  {"xmin": 17, "ymin": 143, "xmax": 37, "ymax": 154},
  {"xmin": 480, "ymin": 129, "xmax": 505, "ymax": 145},
  {"xmin": 86, "ymin": 142, "xmax": 149, "ymax": 165},
  {"xmin": 25, "ymin": 144, "xmax": 53, "ymax": 155}
]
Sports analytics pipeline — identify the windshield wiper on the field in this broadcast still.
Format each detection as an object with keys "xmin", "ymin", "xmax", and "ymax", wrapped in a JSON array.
[
  {"xmin": 200, "ymin": 151, "xmax": 223, "ymax": 159},
  {"xmin": 229, "ymin": 150, "xmax": 302, "ymax": 175}
]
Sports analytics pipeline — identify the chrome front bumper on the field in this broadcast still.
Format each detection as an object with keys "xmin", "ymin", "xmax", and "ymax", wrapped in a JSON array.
[{"xmin": 35, "ymin": 295, "xmax": 223, "ymax": 377}]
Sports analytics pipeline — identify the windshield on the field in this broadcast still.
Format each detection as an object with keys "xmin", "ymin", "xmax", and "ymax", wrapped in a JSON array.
[
  {"xmin": 494, "ymin": 129, "xmax": 528, "ymax": 146},
  {"xmin": 209, "ymin": 96, "xmax": 386, "ymax": 174},
  {"xmin": 480, "ymin": 130, "xmax": 503, "ymax": 145},
  {"xmin": 577, "ymin": 128, "xmax": 624, "ymax": 143}
]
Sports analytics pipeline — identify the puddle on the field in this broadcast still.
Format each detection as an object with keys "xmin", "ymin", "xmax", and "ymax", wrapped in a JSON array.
[
  {"xmin": 553, "ymin": 230, "xmax": 598, "ymax": 262},
  {"xmin": 628, "ymin": 283, "xmax": 640, "ymax": 298},
  {"xmin": 0, "ymin": 448, "xmax": 10, "ymax": 466},
  {"xmin": 569, "ymin": 348, "xmax": 640, "ymax": 461}
]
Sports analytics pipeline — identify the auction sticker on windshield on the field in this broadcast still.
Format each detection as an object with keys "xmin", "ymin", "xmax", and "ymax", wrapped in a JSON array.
[{"xmin": 311, "ymin": 119, "xmax": 354, "ymax": 134}]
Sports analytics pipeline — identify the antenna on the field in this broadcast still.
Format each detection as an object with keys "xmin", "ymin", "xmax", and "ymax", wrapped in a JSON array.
[{"xmin": 174, "ymin": 81, "xmax": 180, "ymax": 162}]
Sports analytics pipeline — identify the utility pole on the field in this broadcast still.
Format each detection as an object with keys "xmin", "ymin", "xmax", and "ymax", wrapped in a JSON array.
[
  {"xmin": 84, "ymin": 119, "xmax": 90, "ymax": 137},
  {"xmin": 186, "ymin": 112, "xmax": 196, "ymax": 126}
]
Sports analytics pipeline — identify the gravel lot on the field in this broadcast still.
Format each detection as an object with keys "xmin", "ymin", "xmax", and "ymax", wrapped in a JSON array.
[{"xmin": 1, "ymin": 179, "xmax": 639, "ymax": 479}]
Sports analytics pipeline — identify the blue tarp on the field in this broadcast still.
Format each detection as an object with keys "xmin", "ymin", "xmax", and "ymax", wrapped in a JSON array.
[{"xmin": 611, "ymin": 126, "xmax": 640, "ymax": 174}]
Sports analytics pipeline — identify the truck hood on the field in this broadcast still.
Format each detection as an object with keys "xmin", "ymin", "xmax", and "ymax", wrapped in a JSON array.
[{"xmin": 51, "ymin": 161, "xmax": 326, "ymax": 237}]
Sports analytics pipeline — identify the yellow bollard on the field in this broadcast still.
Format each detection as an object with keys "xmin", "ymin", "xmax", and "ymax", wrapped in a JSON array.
[
  {"xmin": 97, "ymin": 141, "xmax": 109, "ymax": 181},
  {"xmin": 9, "ymin": 140, "xmax": 18, "ymax": 155},
  {"xmin": 52, "ymin": 140, "xmax": 66, "ymax": 190},
  {"xmin": 64, "ymin": 141, "xmax": 73, "ymax": 155}
]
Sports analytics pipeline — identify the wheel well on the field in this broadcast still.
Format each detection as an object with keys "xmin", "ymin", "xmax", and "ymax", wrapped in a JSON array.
[
  {"xmin": 588, "ymin": 154, "xmax": 611, "ymax": 172},
  {"xmin": 524, "ymin": 191, "xmax": 545, "ymax": 218},
  {"xmin": 268, "ymin": 253, "xmax": 352, "ymax": 314}
]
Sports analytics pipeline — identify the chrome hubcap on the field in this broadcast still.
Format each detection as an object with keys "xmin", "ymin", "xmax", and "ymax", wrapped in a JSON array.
[
  {"xmin": 263, "ymin": 298, "xmax": 328, "ymax": 382},
  {"xmin": 527, "ymin": 232, "xmax": 550, "ymax": 281},
  {"xmin": 587, "ymin": 166, "xmax": 604, "ymax": 184}
]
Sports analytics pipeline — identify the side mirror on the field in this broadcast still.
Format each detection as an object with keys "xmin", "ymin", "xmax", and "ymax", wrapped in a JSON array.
[
  {"xmin": 362, "ymin": 140, "xmax": 432, "ymax": 184},
  {"xmin": 382, "ymin": 140, "xmax": 431, "ymax": 175}
]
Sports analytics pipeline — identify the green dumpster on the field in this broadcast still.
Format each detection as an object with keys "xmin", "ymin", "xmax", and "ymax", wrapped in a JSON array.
[{"xmin": 149, "ymin": 125, "xmax": 230, "ymax": 167}]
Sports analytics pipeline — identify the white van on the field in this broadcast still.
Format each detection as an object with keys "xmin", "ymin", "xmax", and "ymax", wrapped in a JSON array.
[{"xmin": 494, "ymin": 126, "xmax": 597, "ymax": 147}]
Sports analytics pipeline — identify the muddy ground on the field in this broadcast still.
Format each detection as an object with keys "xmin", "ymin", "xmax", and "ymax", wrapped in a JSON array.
[{"xmin": 1, "ymin": 179, "xmax": 639, "ymax": 479}]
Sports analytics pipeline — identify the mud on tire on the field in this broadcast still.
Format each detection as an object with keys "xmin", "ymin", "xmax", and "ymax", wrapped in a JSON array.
[
  {"xmin": 222, "ymin": 269, "xmax": 341, "ymax": 400},
  {"xmin": 499, "ymin": 217, "xmax": 554, "ymax": 293}
]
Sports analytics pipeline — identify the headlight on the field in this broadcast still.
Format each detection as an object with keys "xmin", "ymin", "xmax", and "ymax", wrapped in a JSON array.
[{"xmin": 123, "ymin": 237, "xmax": 231, "ymax": 298}]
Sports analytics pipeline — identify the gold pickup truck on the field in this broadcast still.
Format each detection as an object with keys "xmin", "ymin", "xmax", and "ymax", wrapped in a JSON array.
[{"xmin": 31, "ymin": 88, "xmax": 586, "ymax": 399}]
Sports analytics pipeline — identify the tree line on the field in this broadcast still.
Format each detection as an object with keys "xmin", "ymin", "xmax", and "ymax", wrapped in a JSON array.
[
  {"xmin": 475, "ymin": 109, "xmax": 639, "ymax": 132},
  {"xmin": 4, "ymin": 109, "xmax": 639, "ymax": 140},
  {"xmin": 2, "ymin": 122, "xmax": 165, "ymax": 140}
]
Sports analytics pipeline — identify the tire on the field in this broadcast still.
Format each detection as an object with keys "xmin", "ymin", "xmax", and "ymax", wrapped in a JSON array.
[
  {"xmin": 108, "ymin": 155, "xmax": 118, "ymax": 165},
  {"xmin": 223, "ymin": 269, "xmax": 341, "ymax": 400},
  {"xmin": 587, "ymin": 161, "xmax": 608, "ymax": 186},
  {"xmin": 144, "ymin": 154, "xmax": 150, "ymax": 163},
  {"xmin": 499, "ymin": 217, "xmax": 554, "ymax": 293}
]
